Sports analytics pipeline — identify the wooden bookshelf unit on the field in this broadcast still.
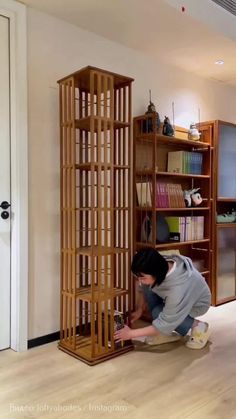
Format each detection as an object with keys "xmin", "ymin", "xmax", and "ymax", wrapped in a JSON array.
[
  {"xmin": 58, "ymin": 66, "xmax": 134, "ymax": 365},
  {"xmin": 200, "ymin": 120, "xmax": 236, "ymax": 305},
  {"xmin": 133, "ymin": 113, "xmax": 213, "ymax": 294}
]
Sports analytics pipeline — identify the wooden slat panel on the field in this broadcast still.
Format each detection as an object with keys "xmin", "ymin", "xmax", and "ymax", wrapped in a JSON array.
[
  {"xmin": 97, "ymin": 72, "xmax": 102, "ymax": 118},
  {"xmin": 89, "ymin": 71, "xmax": 96, "ymax": 357},
  {"xmin": 104, "ymin": 76, "xmax": 107, "ymax": 120},
  {"xmin": 68, "ymin": 296, "xmax": 72, "ymax": 343},
  {"xmin": 104, "ymin": 75, "xmax": 109, "ymax": 349},
  {"xmin": 118, "ymin": 88, "xmax": 121, "ymax": 122},
  {"xmin": 130, "ymin": 84, "xmax": 135, "ymax": 311},
  {"xmin": 123, "ymin": 86, "xmax": 126, "ymax": 123},
  {"xmin": 109, "ymin": 75, "xmax": 115, "ymax": 351},
  {"xmin": 97, "ymin": 75, "xmax": 102, "ymax": 351},
  {"xmin": 79, "ymin": 86, "xmax": 83, "ymax": 119},
  {"xmin": 85, "ymin": 90, "xmax": 88, "ymax": 118},
  {"xmin": 64, "ymin": 295, "xmax": 67, "ymax": 340},
  {"xmin": 68, "ymin": 82, "xmax": 72, "ymax": 166},
  {"xmin": 59, "ymin": 84, "xmax": 64, "ymax": 341}
]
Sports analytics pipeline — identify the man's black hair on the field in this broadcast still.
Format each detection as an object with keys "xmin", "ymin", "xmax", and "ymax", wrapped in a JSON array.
[{"xmin": 131, "ymin": 247, "xmax": 168, "ymax": 286}]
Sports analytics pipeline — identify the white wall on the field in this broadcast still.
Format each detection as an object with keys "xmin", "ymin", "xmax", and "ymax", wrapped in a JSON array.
[{"xmin": 27, "ymin": 7, "xmax": 236, "ymax": 339}]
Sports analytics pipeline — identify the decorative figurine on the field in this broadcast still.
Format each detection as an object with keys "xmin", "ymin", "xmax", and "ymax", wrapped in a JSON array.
[
  {"xmin": 162, "ymin": 116, "xmax": 174, "ymax": 137},
  {"xmin": 184, "ymin": 188, "xmax": 203, "ymax": 207},
  {"xmin": 142, "ymin": 90, "xmax": 161, "ymax": 133},
  {"xmin": 217, "ymin": 213, "xmax": 235, "ymax": 223},
  {"xmin": 188, "ymin": 123, "xmax": 201, "ymax": 141}
]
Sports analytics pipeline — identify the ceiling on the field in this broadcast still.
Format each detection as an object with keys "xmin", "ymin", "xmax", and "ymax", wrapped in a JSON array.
[{"xmin": 19, "ymin": 0, "xmax": 236, "ymax": 86}]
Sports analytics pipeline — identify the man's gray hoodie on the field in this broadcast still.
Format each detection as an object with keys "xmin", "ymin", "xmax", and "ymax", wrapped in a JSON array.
[{"xmin": 151, "ymin": 254, "xmax": 211, "ymax": 335}]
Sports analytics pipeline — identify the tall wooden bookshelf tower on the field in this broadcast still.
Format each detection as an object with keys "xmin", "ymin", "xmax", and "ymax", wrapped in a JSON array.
[{"xmin": 58, "ymin": 66, "xmax": 134, "ymax": 365}]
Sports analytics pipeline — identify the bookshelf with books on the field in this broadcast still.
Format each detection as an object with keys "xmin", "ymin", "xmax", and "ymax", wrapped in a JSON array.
[{"xmin": 133, "ymin": 113, "xmax": 213, "ymax": 291}]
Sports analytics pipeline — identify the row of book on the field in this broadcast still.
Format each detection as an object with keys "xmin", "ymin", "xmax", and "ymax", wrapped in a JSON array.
[
  {"xmin": 166, "ymin": 216, "xmax": 205, "ymax": 242},
  {"xmin": 140, "ymin": 215, "xmax": 205, "ymax": 243},
  {"xmin": 167, "ymin": 151, "xmax": 203, "ymax": 175},
  {"xmin": 156, "ymin": 182, "xmax": 185, "ymax": 208},
  {"xmin": 136, "ymin": 181, "xmax": 186, "ymax": 208}
]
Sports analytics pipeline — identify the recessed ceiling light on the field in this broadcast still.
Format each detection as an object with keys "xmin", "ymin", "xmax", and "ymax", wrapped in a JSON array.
[{"xmin": 215, "ymin": 60, "xmax": 224, "ymax": 65}]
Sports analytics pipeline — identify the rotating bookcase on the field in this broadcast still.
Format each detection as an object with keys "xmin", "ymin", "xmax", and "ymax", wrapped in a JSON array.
[{"xmin": 58, "ymin": 66, "xmax": 134, "ymax": 365}]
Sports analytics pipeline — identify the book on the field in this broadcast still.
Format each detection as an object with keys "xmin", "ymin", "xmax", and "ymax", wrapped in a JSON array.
[
  {"xmin": 156, "ymin": 182, "xmax": 162, "ymax": 207},
  {"xmin": 165, "ymin": 216, "xmax": 185, "ymax": 242},
  {"xmin": 103, "ymin": 310, "xmax": 125, "ymax": 349},
  {"xmin": 156, "ymin": 182, "xmax": 169, "ymax": 207},
  {"xmin": 140, "ymin": 215, "xmax": 152, "ymax": 242},
  {"xmin": 136, "ymin": 182, "xmax": 152, "ymax": 206},
  {"xmin": 175, "ymin": 184, "xmax": 185, "ymax": 207},
  {"xmin": 167, "ymin": 151, "xmax": 184, "ymax": 173},
  {"xmin": 167, "ymin": 183, "xmax": 176, "ymax": 207}
]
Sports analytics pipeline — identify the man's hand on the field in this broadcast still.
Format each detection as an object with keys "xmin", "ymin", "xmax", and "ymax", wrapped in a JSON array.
[
  {"xmin": 114, "ymin": 325, "xmax": 133, "ymax": 342},
  {"xmin": 130, "ymin": 307, "xmax": 143, "ymax": 324}
]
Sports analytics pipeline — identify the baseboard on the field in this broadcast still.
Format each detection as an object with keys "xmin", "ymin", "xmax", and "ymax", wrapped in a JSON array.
[
  {"xmin": 27, "ymin": 325, "xmax": 88, "ymax": 349},
  {"xmin": 28, "ymin": 331, "xmax": 60, "ymax": 349},
  {"xmin": 27, "ymin": 319, "xmax": 125, "ymax": 349}
]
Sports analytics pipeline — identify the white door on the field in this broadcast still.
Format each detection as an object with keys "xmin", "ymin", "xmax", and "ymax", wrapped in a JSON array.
[{"xmin": 0, "ymin": 14, "xmax": 11, "ymax": 350}]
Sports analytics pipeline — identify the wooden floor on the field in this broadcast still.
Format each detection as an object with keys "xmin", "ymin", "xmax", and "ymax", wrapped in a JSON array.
[{"xmin": 1, "ymin": 302, "xmax": 236, "ymax": 419}]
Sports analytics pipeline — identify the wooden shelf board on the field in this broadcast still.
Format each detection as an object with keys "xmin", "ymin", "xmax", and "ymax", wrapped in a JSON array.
[
  {"xmin": 157, "ymin": 171, "xmax": 210, "ymax": 179},
  {"xmin": 61, "ymin": 287, "xmax": 128, "ymax": 301},
  {"xmin": 216, "ymin": 223, "xmax": 236, "ymax": 228},
  {"xmin": 156, "ymin": 207, "xmax": 210, "ymax": 211},
  {"xmin": 71, "ymin": 207, "xmax": 129, "ymax": 211},
  {"xmin": 136, "ymin": 239, "xmax": 210, "ymax": 249},
  {"xmin": 217, "ymin": 198, "xmax": 236, "ymax": 202},
  {"xmin": 135, "ymin": 170, "xmax": 155, "ymax": 175},
  {"xmin": 74, "ymin": 117, "xmax": 130, "ymax": 132},
  {"xmin": 135, "ymin": 206, "xmax": 153, "ymax": 211},
  {"xmin": 74, "ymin": 163, "xmax": 130, "ymax": 170},
  {"xmin": 136, "ymin": 134, "xmax": 210, "ymax": 148},
  {"xmin": 58, "ymin": 340, "xmax": 133, "ymax": 365},
  {"xmin": 75, "ymin": 246, "xmax": 128, "ymax": 256},
  {"xmin": 135, "ymin": 171, "xmax": 209, "ymax": 178},
  {"xmin": 136, "ymin": 207, "xmax": 210, "ymax": 211}
]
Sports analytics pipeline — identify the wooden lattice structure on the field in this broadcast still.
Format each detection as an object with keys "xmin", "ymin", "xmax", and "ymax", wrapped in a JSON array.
[{"xmin": 58, "ymin": 66, "xmax": 134, "ymax": 365}]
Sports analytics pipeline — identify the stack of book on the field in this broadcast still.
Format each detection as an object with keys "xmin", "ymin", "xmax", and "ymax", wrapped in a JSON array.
[
  {"xmin": 136, "ymin": 181, "xmax": 186, "ymax": 208},
  {"xmin": 156, "ymin": 182, "xmax": 185, "ymax": 208},
  {"xmin": 167, "ymin": 151, "xmax": 203, "ymax": 175}
]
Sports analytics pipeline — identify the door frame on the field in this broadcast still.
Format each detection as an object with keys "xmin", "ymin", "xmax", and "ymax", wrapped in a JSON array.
[{"xmin": 0, "ymin": 0, "xmax": 28, "ymax": 351}]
